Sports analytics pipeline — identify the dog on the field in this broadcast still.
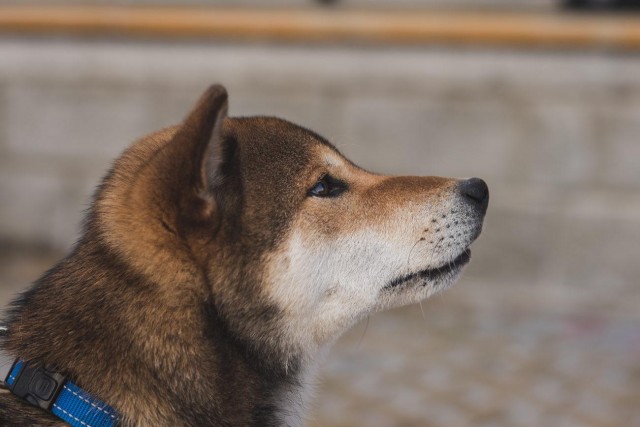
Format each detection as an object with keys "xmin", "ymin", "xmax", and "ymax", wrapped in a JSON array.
[{"xmin": 0, "ymin": 84, "xmax": 488, "ymax": 426}]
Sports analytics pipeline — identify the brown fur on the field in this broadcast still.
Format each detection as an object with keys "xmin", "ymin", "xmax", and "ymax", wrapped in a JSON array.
[{"xmin": 0, "ymin": 85, "xmax": 488, "ymax": 426}]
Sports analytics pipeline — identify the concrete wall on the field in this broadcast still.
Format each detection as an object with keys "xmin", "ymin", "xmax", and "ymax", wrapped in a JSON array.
[{"xmin": 1, "ymin": 39, "xmax": 639, "ymax": 316}]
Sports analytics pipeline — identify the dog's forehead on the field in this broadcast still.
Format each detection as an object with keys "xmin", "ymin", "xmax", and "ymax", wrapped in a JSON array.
[
  {"xmin": 226, "ymin": 117, "xmax": 328, "ymax": 146},
  {"xmin": 320, "ymin": 148, "xmax": 347, "ymax": 168},
  {"xmin": 221, "ymin": 117, "xmax": 354, "ymax": 184}
]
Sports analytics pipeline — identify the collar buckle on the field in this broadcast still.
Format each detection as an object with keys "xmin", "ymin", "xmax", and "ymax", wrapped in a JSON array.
[{"xmin": 5, "ymin": 360, "xmax": 67, "ymax": 411}]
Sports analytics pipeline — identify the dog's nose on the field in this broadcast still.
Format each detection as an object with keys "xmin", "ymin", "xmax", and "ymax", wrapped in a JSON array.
[{"xmin": 459, "ymin": 178, "xmax": 489, "ymax": 213}]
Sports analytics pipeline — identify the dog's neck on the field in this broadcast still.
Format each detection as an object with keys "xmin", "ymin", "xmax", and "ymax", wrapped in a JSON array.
[
  {"xmin": 1, "ymin": 238, "xmax": 317, "ymax": 426},
  {"xmin": 276, "ymin": 350, "xmax": 327, "ymax": 427}
]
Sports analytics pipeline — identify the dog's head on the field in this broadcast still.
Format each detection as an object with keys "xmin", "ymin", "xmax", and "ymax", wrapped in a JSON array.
[{"xmin": 95, "ymin": 85, "xmax": 488, "ymax": 367}]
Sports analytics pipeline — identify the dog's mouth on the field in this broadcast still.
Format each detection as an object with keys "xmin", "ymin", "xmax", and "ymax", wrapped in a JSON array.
[{"xmin": 383, "ymin": 249, "xmax": 471, "ymax": 290}]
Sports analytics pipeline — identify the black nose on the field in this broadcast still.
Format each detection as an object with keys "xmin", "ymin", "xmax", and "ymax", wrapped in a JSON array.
[{"xmin": 459, "ymin": 178, "xmax": 489, "ymax": 212}]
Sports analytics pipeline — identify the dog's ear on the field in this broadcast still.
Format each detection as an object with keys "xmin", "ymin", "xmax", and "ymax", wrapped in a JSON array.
[
  {"xmin": 171, "ymin": 84, "xmax": 229, "ymax": 221},
  {"xmin": 183, "ymin": 84, "xmax": 229, "ymax": 191}
]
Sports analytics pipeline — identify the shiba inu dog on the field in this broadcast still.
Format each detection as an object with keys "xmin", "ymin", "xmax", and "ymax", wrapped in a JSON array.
[{"xmin": 0, "ymin": 85, "xmax": 488, "ymax": 426}]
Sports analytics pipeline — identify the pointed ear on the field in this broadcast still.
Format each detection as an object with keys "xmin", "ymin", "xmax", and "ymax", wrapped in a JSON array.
[
  {"xmin": 169, "ymin": 84, "xmax": 229, "ymax": 224},
  {"xmin": 177, "ymin": 84, "xmax": 229, "ymax": 194}
]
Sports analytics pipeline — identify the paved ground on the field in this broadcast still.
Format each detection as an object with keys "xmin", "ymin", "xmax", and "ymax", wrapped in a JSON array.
[
  {"xmin": 314, "ymin": 297, "xmax": 640, "ymax": 427},
  {"xmin": 1, "ymin": 246, "xmax": 638, "ymax": 427}
]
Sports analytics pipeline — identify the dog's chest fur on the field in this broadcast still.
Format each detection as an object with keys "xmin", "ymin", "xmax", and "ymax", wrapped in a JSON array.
[{"xmin": 0, "ymin": 242, "xmax": 308, "ymax": 427}]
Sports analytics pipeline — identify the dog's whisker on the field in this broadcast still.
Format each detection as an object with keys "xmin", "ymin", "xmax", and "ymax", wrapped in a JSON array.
[
  {"xmin": 356, "ymin": 316, "xmax": 370, "ymax": 349},
  {"xmin": 406, "ymin": 238, "xmax": 422, "ymax": 271},
  {"xmin": 418, "ymin": 301, "xmax": 427, "ymax": 323}
]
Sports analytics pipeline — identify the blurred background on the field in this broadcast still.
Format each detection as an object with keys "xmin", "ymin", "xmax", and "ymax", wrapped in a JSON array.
[{"xmin": 1, "ymin": 1, "xmax": 639, "ymax": 426}]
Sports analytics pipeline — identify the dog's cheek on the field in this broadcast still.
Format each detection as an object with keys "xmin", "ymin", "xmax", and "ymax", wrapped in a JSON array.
[
  {"xmin": 262, "ymin": 188, "xmax": 469, "ymax": 348},
  {"xmin": 263, "ymin": 225, "xmax": 382, "ymax": 349},
  {"xmin": 283, "ymin": 229, "xmax": 400, "ymax": 308}
]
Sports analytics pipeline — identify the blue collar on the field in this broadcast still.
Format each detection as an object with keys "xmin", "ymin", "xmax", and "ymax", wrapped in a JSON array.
[{"xmin": 5, "ymin": 359, "xmax": 121, "ymax": 427}]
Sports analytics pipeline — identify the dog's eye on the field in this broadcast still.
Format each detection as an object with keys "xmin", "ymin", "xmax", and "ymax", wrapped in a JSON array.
[
  {"xmin": 310, "ymin": 180, "xmax": 329, "ymax": 197},
  {"xmin": 308, "ymin": 175, "xmax": 346, "ymax": 198}
]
